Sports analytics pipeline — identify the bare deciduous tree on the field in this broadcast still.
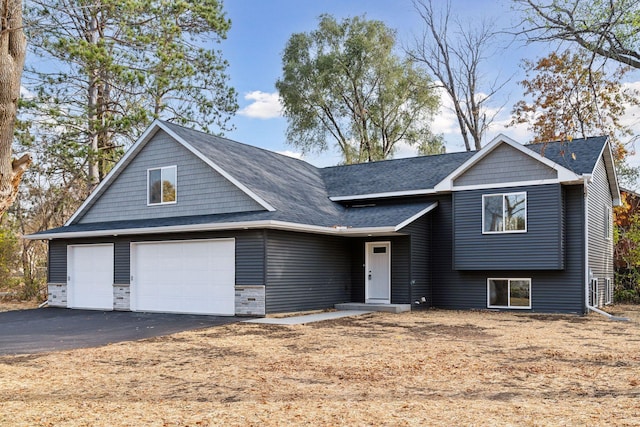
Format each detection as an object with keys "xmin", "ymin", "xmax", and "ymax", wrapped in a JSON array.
[
  {"xmin": 407, "ymin": 0, "xmax": 508, "ymax": 151},
  {"xmin": 515, "ymin": 0, "xmax": 640, "ymax": 70},
  {"xmin": 0, "ymin": 0, "xmax": 30, "ymax": 216}
]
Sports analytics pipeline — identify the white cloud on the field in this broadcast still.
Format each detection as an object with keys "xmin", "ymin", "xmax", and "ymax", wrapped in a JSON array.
[
  {"xmin": 276, "ymin": 150, "xmax": 304, "ymax": 160},
  {"xmin": 238, "ymin": 91, "xmax": 283, "ymax": 119},
  {"xmin": 430, "ymin": 88, "xmax": 460, "ymax": 136},
  {"xmin": 20, "ymin": 85, "xmax": 34, "ymax": 100}
]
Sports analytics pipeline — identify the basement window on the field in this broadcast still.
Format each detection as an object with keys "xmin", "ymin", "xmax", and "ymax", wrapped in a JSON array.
[
  {"xmin": 487, "ymin": 278, "xmax": 531, "ymax": 309},
  {"xmin": 148, "ymin": 166, "xmax": 177, "ymax": 205}
]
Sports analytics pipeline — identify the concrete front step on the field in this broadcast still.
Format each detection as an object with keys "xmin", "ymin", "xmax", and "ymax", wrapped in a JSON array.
[{"xmin": 335, "ymin": 303, "xmax": 411, "ymax": 313}]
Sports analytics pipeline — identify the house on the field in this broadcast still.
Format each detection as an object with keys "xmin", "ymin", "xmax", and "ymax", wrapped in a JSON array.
[{"xmin": 27, "ymin": 120, "xmax": 619, "ymax": 316}]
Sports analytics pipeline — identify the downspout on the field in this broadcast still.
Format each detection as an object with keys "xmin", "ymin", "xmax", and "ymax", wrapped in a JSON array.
[{"xmin": 582, "ymin": 174, "xmax": 628, "ymax": 321}]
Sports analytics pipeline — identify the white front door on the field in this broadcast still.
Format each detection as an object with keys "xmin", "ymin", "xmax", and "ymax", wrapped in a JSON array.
[
  {"xmin": 365, "ymin": 241, "xmax": 391, "ymax": 304},
  {"xmin": 67, "ymin": 244, "xmax": 114, "ymax": 310}
]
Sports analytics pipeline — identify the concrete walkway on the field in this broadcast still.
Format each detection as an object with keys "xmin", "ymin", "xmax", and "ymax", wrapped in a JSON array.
[{"xmin": 243, "ymin": 310, "xmax": 372, "ymax": 325}]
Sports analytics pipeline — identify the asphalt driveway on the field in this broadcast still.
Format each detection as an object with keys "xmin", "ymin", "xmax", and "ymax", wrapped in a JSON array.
[{"xmin": 0, "ymin": 308, "xmax": 240, "ymax": 356}]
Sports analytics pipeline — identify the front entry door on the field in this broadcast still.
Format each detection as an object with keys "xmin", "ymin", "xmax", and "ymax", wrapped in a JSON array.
[{"xmin": 365, "ymin": 242, "xmax": 391, "ymax": 304}]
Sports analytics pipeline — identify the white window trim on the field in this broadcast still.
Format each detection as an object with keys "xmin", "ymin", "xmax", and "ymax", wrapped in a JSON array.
[
  {"xmin": 604, "ymin": 205, "xmax": 612, "ymax": 241},
  {"xmin": 147, "ymin": 165, "xmax": 178, "ymax": 206},
  {"xmin": 482, "ymin": 191, "xmax": 528, "ymax": 234},
  {"xmin": 487, "ymin": 278, "xmax": 532, "ymax": 309}
]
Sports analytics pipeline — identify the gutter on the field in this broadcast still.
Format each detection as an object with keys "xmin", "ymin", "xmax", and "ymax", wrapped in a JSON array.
[
  {"xmin": 582, "ymin": 174, "xmax": 628, "ymax": 321},
  {"xmin": 24, "ymin": 220, "xmax": 401, "ymax": 240}
]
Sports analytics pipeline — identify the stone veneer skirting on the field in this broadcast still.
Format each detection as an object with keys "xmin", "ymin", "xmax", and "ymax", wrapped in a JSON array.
[
  {"xmin": 48, "ymin": 282, "xmax": 263, "ymax": 316},
  {"xmin": 113, "ymin": 284, "xmax": 130, "ymax": 311},
  {"xmin": 47, "ymin": 283, "xmax": 67, "ymax": 307},
  {"xmin": 235, "ymin": 285, "xmax": 266, "ymax": 316}
]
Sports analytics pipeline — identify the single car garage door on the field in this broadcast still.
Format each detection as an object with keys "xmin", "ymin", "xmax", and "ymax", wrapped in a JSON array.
[
  {"xmin": 130, "ymin": 239, "xmax": 235, "ymax": 315},
  {"xmin": 67, "ymin": 244, "xmax": 114, "ymax": 310}
]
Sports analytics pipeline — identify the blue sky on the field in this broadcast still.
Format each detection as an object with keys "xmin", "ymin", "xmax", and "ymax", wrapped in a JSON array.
[{"xmin": 221, "ymin": 1, "xmax": 640, "ymax": 168}]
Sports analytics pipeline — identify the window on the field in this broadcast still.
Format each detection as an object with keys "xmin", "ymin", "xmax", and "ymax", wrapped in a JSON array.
[
  {"xmin": 589, "ymin": 278, "xmax": 599, "ymax": 307},
  {"xmin": 483, "ymin": 192, "xmax": 526, "ymax": 233},
  {"xmin": 148, "ymin": 166, "xmax": 177, "ymax": 205},
  {"xmin": 487, "ymin": 278, "xmax": 531, "ymax": 309},
  {"xmin": 604, "ymin": 206, "xmax": 612, "ymax": 240},
  {"xmin": 605, "ymin": 278, "xmax": 613, "ymax": 305}
]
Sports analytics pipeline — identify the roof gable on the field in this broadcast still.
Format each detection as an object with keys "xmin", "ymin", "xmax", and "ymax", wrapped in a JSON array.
[
  {"xmin": 67, "ymin": 121, "xmax": 276, "ymax": 226},
  {"xmin": 75, "ymin": 129, "xmax": 265, "ymax": 224},
  {"xmin": 435, "ymin": 134, "xmax": 584, "ymax": 192},
  {"xmin": 453, "ymin": 142, "xmax": 557, "ymax": 187}
]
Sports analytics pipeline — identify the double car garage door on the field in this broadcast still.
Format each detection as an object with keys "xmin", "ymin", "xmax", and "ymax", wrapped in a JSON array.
[{"xmin": 67, "ymin": 239, "xmax": 235, "ymax": 315}]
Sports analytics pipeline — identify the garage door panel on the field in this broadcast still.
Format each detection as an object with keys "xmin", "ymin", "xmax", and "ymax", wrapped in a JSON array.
[
  {"xmin": 131, "ymin": 239, "xmax": 235, "ymax": 315},
  {"xmin": 68, "ymin": 244, "xmax": 114, "ymax": 310}
]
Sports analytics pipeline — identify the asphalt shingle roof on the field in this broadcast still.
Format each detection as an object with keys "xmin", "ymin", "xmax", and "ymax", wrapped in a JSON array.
[
  {"xmin": 523, "ymin": 136, "xmax": 607, "ymax": 175},
  {"xmin": 31, "ymin": 123, "xmax": 609, "ymax": 238}
]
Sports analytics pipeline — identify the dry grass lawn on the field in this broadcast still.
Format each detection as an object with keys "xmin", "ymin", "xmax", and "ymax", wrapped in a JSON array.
[{"xmin": 1, "ymin": 305, "xmax": 639, "ymax": 426}]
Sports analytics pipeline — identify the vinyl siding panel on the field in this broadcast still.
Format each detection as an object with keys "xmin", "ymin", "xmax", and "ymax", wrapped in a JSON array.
[
  {"xmin": 77, "ymin": 130, "xmax": 264, "ymax": 224},
  {"xmin": 114, "ymin": 242, "xmax": 130, "ymax": 283},
  {"xmin": 454, "ymin": 143, "xmax": 557, "ymax": 187},
  {"xmin": 391, "ymin": 237, "xmax": 411, "ymax": 304},
  {"xmin": 454, "ymin": 184, "xmax": 564, "ymax": 270},
  {"xmin": 431, "ymin": 195, "xmax": 485, "ymax": 309},
  {"xmin": 431, "ymin": 187, "xmax": 584, "ymax": 314},
  {"xmin": 48, "ymin": 240, "xmax": 68, "ymax": 283},
  {"xmin": 265, "ymin": 230, "xmax": 351, "ymax": 313},
  {"xmin": 588, "ymin": 157, "xmax": 614, "ymax": 306},
  {"xmin": 401, "ymin": 215, "xmax": 431, "ymax": 307}
]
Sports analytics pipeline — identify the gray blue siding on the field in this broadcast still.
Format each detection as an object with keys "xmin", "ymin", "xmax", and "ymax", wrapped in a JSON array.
[
  {"xmin": 430, "ymin": 186, "xmax": 585, "ymax": 313},
  {"xmin": 400, "ymin": 215, "xmax": 431, "ymax": 307},
  {"xmin": 77, "ymin": 130, "xmax": 264, "ymax": 224},
  {"xmin": 48, "ymin": 240, "xmax": 68, "ymax": 283},
  {"xmin": 454, "ymin": 184, "xmax": 564, "ymax": 270},
  {"xmin": 264, "ymin": 230, "xmax": 351, "ymax": 313},
  {"xmin": 453, "ymin": 143, "xmax": 557, "ymax": 187},
  {"xmin": 588, "ymin": 156, "xmax": 614, "ymax": 306}
]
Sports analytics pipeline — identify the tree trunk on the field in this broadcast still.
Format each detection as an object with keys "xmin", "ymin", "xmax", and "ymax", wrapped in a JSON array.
[
  {"xmin": 87, "ymin": 12, "xmax": 100, "ymax": 187},
  {"xmin": 0, "ymin": 0, "xmax": 30, "ymax": 216}
]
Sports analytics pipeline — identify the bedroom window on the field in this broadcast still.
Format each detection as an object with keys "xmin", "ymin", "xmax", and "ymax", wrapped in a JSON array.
[
  {"xmin": 487, "ymin": 278, "xmax": 531, "ymax": 309},
  {"xmin": 483, "ymin": 192, "xmax": 527, "ymax": 233},
  {"xmin": 148, "ymin": 166, "xmax": 177, "ymax": 205}
]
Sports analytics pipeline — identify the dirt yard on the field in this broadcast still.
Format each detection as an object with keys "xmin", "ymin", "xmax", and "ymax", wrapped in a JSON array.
[{"xmin": 1, "ymin": 305, "xmax": 639, "ymax": 426}]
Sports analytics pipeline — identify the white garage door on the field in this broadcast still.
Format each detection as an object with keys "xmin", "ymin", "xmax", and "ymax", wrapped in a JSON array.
[
  {"xmin": 67, "ymin": 244, "xmax": 114, "ymax": 310},
  {"xmin": 131, "ymin": 239, "xmax": 235, "ymax": 315}
]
